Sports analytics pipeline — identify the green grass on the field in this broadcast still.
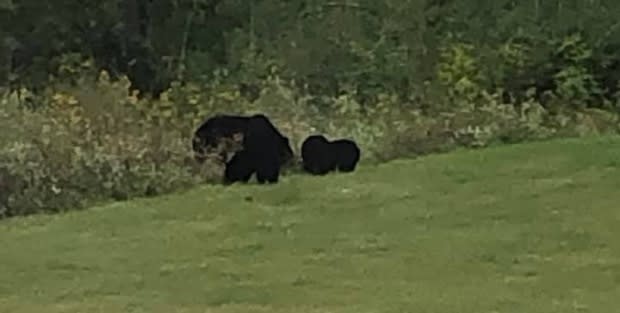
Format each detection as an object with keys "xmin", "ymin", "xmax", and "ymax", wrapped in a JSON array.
[{"xmin": 2, "ymin": 136, "xmax": 620, "ymax": 313}]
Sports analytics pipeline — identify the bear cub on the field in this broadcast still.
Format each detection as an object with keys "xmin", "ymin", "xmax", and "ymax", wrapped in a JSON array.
[{"xmin": 301, "ymin": 134, "xmax": 360, "ymax": 175}]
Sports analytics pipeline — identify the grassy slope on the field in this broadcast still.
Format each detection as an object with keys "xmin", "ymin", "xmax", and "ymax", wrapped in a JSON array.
[{"xmin": 1, "ymin": 136, "xmax": 620, "ymax": 313}]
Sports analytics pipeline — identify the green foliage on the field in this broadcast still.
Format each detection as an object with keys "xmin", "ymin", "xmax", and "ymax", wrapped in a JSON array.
[
  {"xmin": 0, "ymin": 73, "xmax": 206, "ymax": 217},
  {"xmin": 551, "ymin": 34, "xmax": 603, "ymax": 109},
  {"xmin": 437, "ymin": 41, "xmax": 484, "ymax": 105},
  {"xmin": 3, "ymin": 0, "xmax": 620, "ymax": 218},
  {"xmin": 3, "ymin": 0, "xmax": 619, "ymax": 106}
]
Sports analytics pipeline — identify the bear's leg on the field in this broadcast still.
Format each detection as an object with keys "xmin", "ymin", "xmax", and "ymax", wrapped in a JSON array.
[
  {"xmin": 304, "ymin": 161, "xmax": 331, "ymax": 175},
  {"xmin": 338, "ymin": 162, "xmax": 357, "ymax": 172},
  {"xmin": 224, "ymin": 151, "xmax": 255, "ymax": 184},
  {"xmin": 224, "ymin": 166, "xmax": 253, "ymax": 184},
  {"xmin": 255, "ymin": 157, "xmax": 280, "ymax": 184}
]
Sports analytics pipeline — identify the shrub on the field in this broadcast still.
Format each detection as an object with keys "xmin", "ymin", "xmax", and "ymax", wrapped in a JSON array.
[{"xmin": 0, "ymin": 71, "xmax": 208, "ymax": 217}]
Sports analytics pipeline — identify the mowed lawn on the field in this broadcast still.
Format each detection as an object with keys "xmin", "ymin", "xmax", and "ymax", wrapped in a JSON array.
[{"xmin": 2, "ymin": 136, "xmax": 620, "ymax": 313}]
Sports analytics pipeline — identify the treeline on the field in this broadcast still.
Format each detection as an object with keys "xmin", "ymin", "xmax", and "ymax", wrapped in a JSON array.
[{"xmin": 1, "ymin": 0, "xmax": 620, "ymax": 107}]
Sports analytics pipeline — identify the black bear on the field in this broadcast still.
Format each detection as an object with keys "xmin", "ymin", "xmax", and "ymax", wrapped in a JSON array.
[
  {"xmin": 193, "ymin": 113, "xmax": 294, "ymax": 184},
  {"xmin": 301, "ymin": 135, "xmax": 360, "ymax": 175}
]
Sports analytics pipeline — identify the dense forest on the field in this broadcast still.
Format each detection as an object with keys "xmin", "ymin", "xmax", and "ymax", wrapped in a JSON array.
[
  {"xmin": 2, "ymin": 0, "xmax": 620, "ymax": 104},
  {"xmin": 1, "ymin": 0, "xmax": 620, "ymax": 217}
]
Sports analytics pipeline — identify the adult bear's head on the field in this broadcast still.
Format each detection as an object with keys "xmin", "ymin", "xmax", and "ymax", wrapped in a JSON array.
[{"xmin": 192, "ymin": 114, "xmax": 250, "ymax": 163}]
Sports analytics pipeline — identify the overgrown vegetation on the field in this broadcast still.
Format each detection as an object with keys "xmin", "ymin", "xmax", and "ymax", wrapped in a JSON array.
[{"xmin": 1, "ymin": 1, "xmax": 620, "ymax": 217}]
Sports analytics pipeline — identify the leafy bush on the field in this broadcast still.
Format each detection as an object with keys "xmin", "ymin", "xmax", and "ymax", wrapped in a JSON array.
[{"xmin": 0, "ymin": 72, "xmax": 207, "ymax": 217}]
